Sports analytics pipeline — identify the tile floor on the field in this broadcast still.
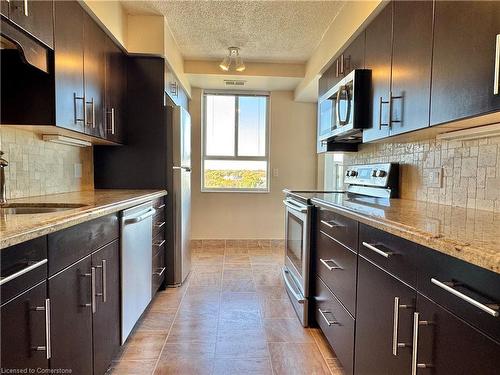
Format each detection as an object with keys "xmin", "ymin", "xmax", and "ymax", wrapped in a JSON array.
[{"xmin": 108, "ymin": 244, "xmax": 345, "ymax": 375}]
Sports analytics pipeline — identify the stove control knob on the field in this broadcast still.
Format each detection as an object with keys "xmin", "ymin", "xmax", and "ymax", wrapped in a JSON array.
[
  {"xmin": 371, "ymin": 170, "xmax": 378, "ymax": 177},
  {"xmin": 349, "ymin": 170, "xmax": 358, "ymax": 177},
  {"xmin": 376, "ymin": 170, "xmax": 387, "ymax": 178},
  {"xmin": 346, "ymin": 170, "xmax": 351, "ymax": 177}
]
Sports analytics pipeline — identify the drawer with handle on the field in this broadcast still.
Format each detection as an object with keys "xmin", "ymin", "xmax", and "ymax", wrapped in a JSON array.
[
  {"xmin": 317, "ymin": 206, "xmax": 358, "ymax": 251},
  {"xmin": 417, "ymin": 245, "xmax": 500, "ymax": 342},
  {"xmin": 314, "ymin": 276, "xmax": 355, "ymax": 375},
  {"xmin": 316, "ymin": 229, "xmax": 357, "ymax": 315},
  {"xmin": 152, "ymin": 207, "xmax": 166, "ymax": 237},
  {"xmin": 152, "ymin": 249, "xmax": 166, "ymax": 294},
  {"xmin": 359, "ymin": 223, "xmax": 418, "ymax": 287},
  {"xmin": 152, "ymin": 197, "xmax": 166, "ymax": 211},
  {"xmin": 1, "ymin": 236, "xmax": 48, "ymax": 304},
  {"xmin": 152, "ymin": 230, "xmax": 166, "ymax": 258}
]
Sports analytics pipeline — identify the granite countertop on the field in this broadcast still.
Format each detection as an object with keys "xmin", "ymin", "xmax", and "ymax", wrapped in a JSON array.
[
  {"xmin": 0, "ymin": 189, "xmax": 168, "ymax": 249},
  {"xmin": 308, "ymin": 193, "xmax": 500, "ymax": 275}
]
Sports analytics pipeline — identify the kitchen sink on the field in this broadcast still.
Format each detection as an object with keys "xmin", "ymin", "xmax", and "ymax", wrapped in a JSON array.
[{"xmin": 0, "ymin": 203, "xmax": 88, "ymax": 214}]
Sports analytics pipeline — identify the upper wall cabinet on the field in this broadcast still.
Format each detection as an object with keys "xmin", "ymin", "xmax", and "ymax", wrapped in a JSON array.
[
  {"xmin": 390, "ymin": 0, "xmax": 433, "ymax": 136},
  {"xmin": 1, "ymin": 0, "xmax": 54, "ymax": 48},
  {"xmin": 362, "ymin": 2, "xmax": 393, "ymax": 143},
  {"xmin": 430, "ymin": 1, "xmax": 500, "ymax": 125}
]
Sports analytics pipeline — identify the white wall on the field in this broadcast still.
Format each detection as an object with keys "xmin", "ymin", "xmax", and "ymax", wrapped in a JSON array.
[{"xmin": 190, "ymin": 88, "xmax": 317, "ymax": 240}]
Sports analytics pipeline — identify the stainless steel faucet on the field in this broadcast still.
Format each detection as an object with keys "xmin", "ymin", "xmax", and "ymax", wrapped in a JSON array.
[{"xmin": 0, "ymin": 151, "xmax": 8, "ymax": 205}]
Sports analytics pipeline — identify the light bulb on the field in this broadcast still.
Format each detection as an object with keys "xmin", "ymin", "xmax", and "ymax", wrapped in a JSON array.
[
  {"xmin": 219, "ymin": 56, "xmax": 230, "ymax": 71},
  {"xmin": 235, "ymin": 56, "xmax": 245, "ymax": 72}
]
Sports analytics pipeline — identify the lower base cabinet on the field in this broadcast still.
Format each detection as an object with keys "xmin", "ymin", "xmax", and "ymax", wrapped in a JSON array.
[
  {"xmin": 415, "ymin": 294, "xmax": 500, "ymax": 375},
  {"xmin": 92, "ymin": 240, "xmax": 120, "ymax": 375},
  {"xmin": 1, "ymin": 281, "xmax": 49, "ymax": 370},
  {"xmin": 49, "ymin": 255, "xmax": 93, "ymax": 374},
  {"xmin": 355, "ymin": 257, "xmax": 415, "ymax": 375}
]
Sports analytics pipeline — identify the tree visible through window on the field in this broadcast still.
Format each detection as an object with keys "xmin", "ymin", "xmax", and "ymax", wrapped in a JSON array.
[{"xmin": 202, "ymin": 92, "xmax": 269, "ymax": 191}]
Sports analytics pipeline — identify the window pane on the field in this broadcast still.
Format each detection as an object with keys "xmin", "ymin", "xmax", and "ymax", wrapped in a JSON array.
[
  {"xmin": 204, "ymin": 160, "xmax": 268, "ymax": 190},
  {"xmin": 205, "ymin": 95, "xmax": 235, "ymax": 156},
  {"xmin": 237, "ymin": 96, "xmax": 267, "ymax": 156}
]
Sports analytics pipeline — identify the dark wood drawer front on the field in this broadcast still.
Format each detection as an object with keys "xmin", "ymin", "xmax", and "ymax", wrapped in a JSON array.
[
  {"xmin": 317, "ymin": 207, "xmax": 358, "ymax": 251},
  {"xmin": 48, "ymin": 214, "xmax": 119, "ymax": 276},
  {"xmin": 152, "ymin": 196, "xmax": 166, "ymax": 210},
  {"xmin": 152, "ymin": 230, "xmax": 166, "ymax": 257},
  {"xmin": 417, "ymin": 246, "xmax": 500, "ymax": 342},
  {"xmin": 359, "ymin": 224, "xmax": 417, "ymax": 287},
  {"xmin": 314, "ymin": 276, "xmax": 355, "ymax": 375},
  {"xmin": 1, "ymin": 236, "xmax": 48, "ymax": 304},
  {"xmin": 316, "ymin": 230, "xmax": 357, "ymax": 315},
  {"xmin": 152, "ymin": 250, "xmax": 165, "ymax": 295},
  {"xmin": 152, "ymin": 208, "xmax": 166, "ymax": 238}
]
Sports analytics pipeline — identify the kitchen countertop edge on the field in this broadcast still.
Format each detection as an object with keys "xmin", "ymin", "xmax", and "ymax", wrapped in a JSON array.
[{"xmin": 1, "ymin": 190, "xmax": 168, "ymax": 249}]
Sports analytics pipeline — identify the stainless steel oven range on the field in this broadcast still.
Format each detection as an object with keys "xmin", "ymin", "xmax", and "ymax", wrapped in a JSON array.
[{"xmin": 283, "ymin": 162, "xmax": 399, "ymax": 327}]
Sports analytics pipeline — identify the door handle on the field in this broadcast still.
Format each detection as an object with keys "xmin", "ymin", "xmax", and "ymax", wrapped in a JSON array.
[
  {"xmin": 411, "ymin": 312, "xmax": 434, "ymax": 374},
  {"xmin": 362, "ymin": 242, "xmax": 395, "ymax": 258},
  {"xmin": 320, "ymin": 258, "xmax": 343, "ymax": 271},
  {"xmin": 378, "ymin": 96, "xmax": 390, "ymax": 129},
  {"xmin": 95, "ymin": 259, "xmax": 107, "ymax": 303},
  {"xmin": 494, "ymin": 34, "xmax": 500, "ymax": 95},
  {"xmin": 318, "ymin": 308, "xmax": 340, "ymax": 326},
  {"xmin": 82, "ymin": 267, "xmax": 97, "ymax": 313},
  {"xmin": 33, "ymin": 299, "xmax": 51, "ymax": 359},
  {"xmin": 392, "ymin": 297, "xmax": 413, "ymax": 356},
  {"xmin": 173, "ymin": 166, "xmax": 191, "ymax": 172},
  {"xmin": 123, "ymin": 207, "xmax": 156, "ymax": 224},
  {"xmin": 73, "ymin": 93, "xmax": 85, "ymax": 124},
  {"xmin": 283, "ymin": 199, "xmax": 308, "ymax": 213},
  {"xmin": 0, "ymin": 259, "xmax": 47, "ymax": 285}
]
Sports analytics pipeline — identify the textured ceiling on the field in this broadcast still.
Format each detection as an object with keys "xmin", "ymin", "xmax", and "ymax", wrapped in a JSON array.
[{"xmin": 122, "ymin": 1, "xmax": 344, "ymax": 63}]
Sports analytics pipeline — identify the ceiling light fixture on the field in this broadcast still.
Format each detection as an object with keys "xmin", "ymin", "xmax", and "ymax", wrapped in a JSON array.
[{"xmin": 219, "ymin": 47, "xmax": 245, "ymax": 72}]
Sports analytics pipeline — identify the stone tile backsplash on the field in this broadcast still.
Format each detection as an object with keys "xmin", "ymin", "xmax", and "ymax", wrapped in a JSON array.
[
  {"xmin": 341, "ymin": 134, "xmax": 500, "ymax": 212},
  {"xmin": 0, "ymin": 127, "xmax": 93, "ymax": 199}
]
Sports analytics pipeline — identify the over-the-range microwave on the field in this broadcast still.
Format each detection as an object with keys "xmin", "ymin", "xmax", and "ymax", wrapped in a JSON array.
[{"xmin": 317, "ymin": 69, "xmax": 371, "ymax": 144}]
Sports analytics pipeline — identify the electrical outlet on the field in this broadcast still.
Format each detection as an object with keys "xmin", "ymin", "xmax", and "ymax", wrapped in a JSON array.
[
  {"xmin": 273, "ymin": 168, "xmax": 279, "ymax": 177},
  {"xmin": 74, "ymin": 163, "xmax": 82, "ymax": 178},
  {"xmin": 428, "ymin": 167, "xmax": 443, "ymax": 188}
]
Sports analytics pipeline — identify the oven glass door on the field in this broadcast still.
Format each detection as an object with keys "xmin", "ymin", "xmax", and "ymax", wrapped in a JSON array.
[{"xmin": 286, "ymin": 211, "xmax": 304, "ymax": 278}]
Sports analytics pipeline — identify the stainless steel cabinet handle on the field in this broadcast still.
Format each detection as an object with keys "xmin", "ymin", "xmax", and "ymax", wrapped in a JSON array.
[
  {"xmin": 154, "ymin": 221, "xmax": 166, "ymax": 229},
  {"xmin": 154, "ymin": 267, "xmax": 166, "ymax": 277},
  {"xmin": 23, "ymin": 0, "xmax": 28, "ymax": 16},
  {"xmin": 283, "ymin": 199, "xmax": 308, "ymax": 213},
  {"xmin": 320, "ymin": 219, "xmax": 343, "ymax": 228},
  {"xmin": 73, "ymin": 93, "xmax": 85, "ymax": 124},
  {"xmin": 83, "ymin": 268, "xmax": 97, "ymax": 313},
  {"xmin": 34, "ymin": 299, "xmax": 51, "ymax": 359},
  {"xmin": 335, "ymin": 59, "xmax": 339, "ymax": 77},
  {"xmin": 157, "ymin": 203, "xmax": 165, "ymax": 210},
  {"xmin": 431, "ymin": 278, "xmax": 500, "ymax": 317},
  {"xmin": 320, "ymin": 258, "xmax": 343, "ymax": 271},
  {"xmin": 0, "ymin": 259, "xmax": 47, "ymax": 285},
  {"xmin": 494, "ymin": 34, "xmax": 500, "ymax": 95},
  {"xmin": 362, "ymin": 242, "xmax": 394, "ymax": 258},
  {"xmin": 154, "ymin": 239, "xmax": 166, "ymax": 248},
  {"xmin": 107, "ymin": 108, "xmax": 115, "ymax": 135},
  {"xmin": 173, "ymin": 166, "xmax": 192, "ymax": 172},
  {"xmin": 340, "ymin": 54, "xmax": 344, "ymax": 75},
  {"xmin": 378, "ymin": 97, "xmax": 390, "ymax": 129},
  {"xmin": 392, "ymin": 297, "xmax": 413, "ymax": 356},
  {"xmin": 411, "ymin": 312, "xmax": 434, "ymax": 374},
  {"xmin": 90, "ymin": 98, "xmax": 95, "ymax": 128},
  {"xmin": 95, "ymin": 260, "xmax": 107, "ymax": 303},
  {"xmin": 318, "ymin": 308, "xmax": 340, "ymax": 326}
]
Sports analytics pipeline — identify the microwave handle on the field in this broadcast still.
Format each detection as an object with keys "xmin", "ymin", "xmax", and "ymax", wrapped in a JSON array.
[{"xmin": 336, "ymin": 86, "xmax": 351, "ymax": 126}]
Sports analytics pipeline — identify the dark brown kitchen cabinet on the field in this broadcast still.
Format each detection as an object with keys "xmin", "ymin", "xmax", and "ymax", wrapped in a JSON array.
[
  {"xmin": 1, "ymin": 0, "xmax": 9, "ymax": 17},
  {"xmin": 390, "ymin": 0, "xmax": 433, "ymax": 136},
  {"xmin": 341, "ymin": 31, "xmax": 365, "ymax": 78},
  {"xmin": 414, "ymin": 293, "xmax": 500, "ymax": 375},
  {"xmin": 1, "ymin": 281, "xmax": 49, "ymax": 371},
  {"xmin": 430, "ymin": 1, "xmax": 500, "ymax": 126},
  {"xmin": 92, "ymin": 240, "xmax": 120, "ymax": 375},
  {"xmin": 54, "ymin": 0, "xmax": 85, "ymax": 133},
  {"xmin": 49, "ymin": 255, "xmax": 93, "ymax": 375},
  {"xmin": 84, "ymin": 12, "xmax": 106, "ymax": 138},
  {"xmin": 104, "ymin": 37, "xmax": 126, "ymax": 143},
  {"xmin": 165, "ymin": 66, "xmax": 188, "ymax": 110},
  {"xmin": 7, "ymin": 0, "xmax": 54, "ymax": 48},
  {"xmin": 362, "ymin": 2, "xmax": 393, "ymax": 143},
  {"xmin": 355, "ymin": 257, "xmax": 416, "ymax": 375}
]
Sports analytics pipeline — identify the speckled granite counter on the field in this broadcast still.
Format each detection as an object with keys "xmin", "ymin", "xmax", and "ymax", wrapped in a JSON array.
[
  {"xmin": 304, "ymin": 193, "xmax": 500, "ymax": 274},
  {"xmin": 0, "ymin": 189, "xmax": 168, "ymax": 249}
]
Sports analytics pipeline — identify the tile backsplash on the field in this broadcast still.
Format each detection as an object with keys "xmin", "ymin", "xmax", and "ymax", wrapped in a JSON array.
[
  {"xmin": 322, "ymin": 134, "xmax": 500, "ymax": 212},
  {"xmin": 0, "ymin": 127, "xmax": 93, "ymax": 199}
]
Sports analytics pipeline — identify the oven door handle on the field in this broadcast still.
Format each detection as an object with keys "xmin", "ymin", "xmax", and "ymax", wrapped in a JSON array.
[
  {"xmin": 282, "ymin": 268, "xmax": 305, "ymax": 304},
  {"xmin": 283, "ymin": 199, "xmax": 308, "ymax": 213}
]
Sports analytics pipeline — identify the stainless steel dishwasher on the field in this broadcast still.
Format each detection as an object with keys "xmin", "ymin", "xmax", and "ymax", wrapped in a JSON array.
[{"xmin": 120, "ymin": 202, "xmax": 155, "ymax": 344}]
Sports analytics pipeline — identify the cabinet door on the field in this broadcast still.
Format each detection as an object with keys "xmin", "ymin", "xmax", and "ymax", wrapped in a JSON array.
[
  {"xmin": 415, "ymin": 294, "xmax": 500, "ymax": 375},
  {"xmin": 92, "ymin": 240, "xmax": 120, "ymax": 375},
  {"xmin": 430, "ymin": 1, "xmax": 500, "ymax": 126},
  {"xmin": 1, "ymin": 0, "xmax": 9, "ymax": 17},
  {"xmin": 1, "ymin": 281, "xmax": 49, "ymax": 370},
  {"xmin": 49, "ymin": 256, "xmax": 93, "ymax": 374},
  {"xmin": 104, "ymin": 37, "xmax": 126, "ymax": 143},
  {"xmin": 362, "ymin": 2, "xmax": 393, "ymax": 142},
  {"xmin": 54, "ymin": 0, "xmax": 85, "ymax": 133},
  {"xmin": 355, "ymin": 257, "xmax": 415, "ymax": 375},
  {"xmin": 8, "ymin": 0, "xmax": 54, "ymax": 48},
  {"xmin": 342, "ymin": 31, "xmax": 365, "ymax": 75},
  {"xmin": 84, "ymin": 13, "xmax": 106, "ymax": 138},
  {"xmin": 390, "ymin": 1, "xmax": 433, "ymax": 136}
]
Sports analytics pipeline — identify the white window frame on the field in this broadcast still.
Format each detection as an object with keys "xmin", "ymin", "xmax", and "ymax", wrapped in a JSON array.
[{"xmin": 201, "ymin": 90, "xmax": 271, "ymax": 193}]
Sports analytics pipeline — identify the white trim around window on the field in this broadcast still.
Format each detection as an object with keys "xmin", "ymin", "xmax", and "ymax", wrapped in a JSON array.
[{"xmin": 201, "ymin": 90, "xmax": 271, "ymax": 193}]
